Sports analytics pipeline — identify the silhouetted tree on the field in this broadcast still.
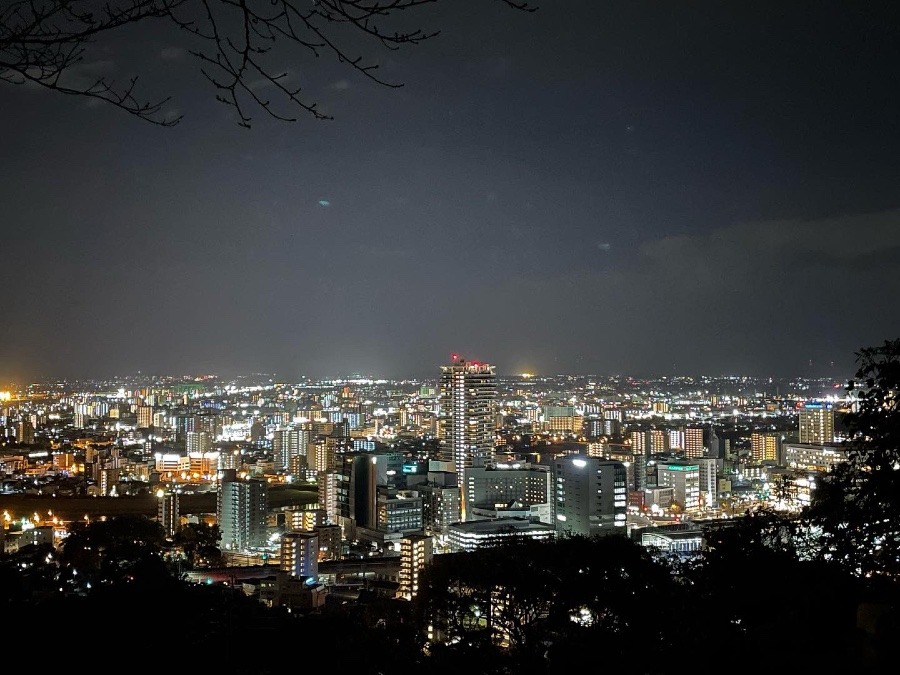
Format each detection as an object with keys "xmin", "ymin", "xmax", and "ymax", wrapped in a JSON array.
[
  {"xmin": 805, "ymin": 338, "xmax": 900, "ymax": 580},
  {"xmin": 1, "ymin": 0, "xmax": 535, "ymax": 127},
  {"xmin": 58, "ymin": 513, "xmax": 169, "ymax": 587},
  {"xmin": 172, "ymin": 521, "xmax": 224, "ymax": 568},
  {"xmin": 0, "ymin": 542, "xmax": 58, "ymax": 601},
  {"xmin": 416, "ymin": 534, "xmax": 690, "ymax": 673},
  {"xmin": 684, "ymin": 508, "xmax": 865, "ymax": 670}
]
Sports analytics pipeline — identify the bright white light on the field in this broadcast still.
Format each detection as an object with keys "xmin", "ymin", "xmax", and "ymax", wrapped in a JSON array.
[{"xmin": 572, "ymin": 459, "xmax": 587, "ymax": 468}]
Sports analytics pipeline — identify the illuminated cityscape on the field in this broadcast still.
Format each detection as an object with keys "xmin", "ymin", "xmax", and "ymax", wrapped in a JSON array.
[
  {"xmin": 0, "ymin": 361, "xmax": 852, "ymax": 550},
  {"xmin": 4, "ymin": 0, "xmax": 900, "ymax": 670},
  {"xmin": 0, "ymin": 349, "xmax": 896, "ymax": 671}
]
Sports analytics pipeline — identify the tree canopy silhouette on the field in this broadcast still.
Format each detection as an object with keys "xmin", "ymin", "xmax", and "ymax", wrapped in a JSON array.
[
  {"xmin": 805, "ymin": 338, "xmax": 900, "ymax": 580},
  {"xmin": 1, "ymin": 0, "xmax": 535, "ymax": 128}
]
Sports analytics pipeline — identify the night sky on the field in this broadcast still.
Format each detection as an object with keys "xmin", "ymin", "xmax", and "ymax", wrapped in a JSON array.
[{"xmin": 3, "ymin": 0, "xmax": 900, "ymax": 384}]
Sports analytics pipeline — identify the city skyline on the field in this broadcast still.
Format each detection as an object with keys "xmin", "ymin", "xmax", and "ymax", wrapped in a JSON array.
[
  {"xmin": 0, "ymin": 358, "xmax": 854, "ymax": 392},
  {"xmin": 3, "ymin": 1, "xmax": 899, "ymax": 384}
]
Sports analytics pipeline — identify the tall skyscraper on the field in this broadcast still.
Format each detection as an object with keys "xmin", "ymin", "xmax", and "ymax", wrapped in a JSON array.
[{"xmin": 438, "ymin": 354, "xmax": 497, "ymax": 494}]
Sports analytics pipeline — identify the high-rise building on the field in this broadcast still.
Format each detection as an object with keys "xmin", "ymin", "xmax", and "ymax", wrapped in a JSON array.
[
  {"xmin": 751, "ymin": 431, "xmax": 782, "ymax": 464},
  {"xmin": 15, "ymin": 419, "xmax": 34, "ymax": 445},
  {"xmin": 186, "ymin": 430, "xmax": 212, "ymax": 455},
  {"xmin": 273, "ymin": 426, "xmax": 305, "ymax": 473},
  {"xmin": 413, "ymin": 460, "xmax": 461, "ymax": 541},
  {"xmin": 551, "ymin": 455, "xmax": 627, "ymax": 538},
  {"xmin": 705, "ymin": 425, "xmax": 722, "ymax": 457},
  {"xmin": 174, "ymin": 414, "xmax": 200, "ymax": 443},
  {"xmin": 137, "ymin": 405, "xmax": 154, "ymax": 429},
  {"xmin": 628, "ymin": 430, "xmax": 647, "ymax": 458},
  {"xmin": 157, "ymin": 489, "xmax": 181, "ymax": 538},
  {"xmin": 399, "ymin": 533, "xmax": 433, "ymax": 600},
  {"xmin": 798, "ymin": 403, "xmax": 835, "ymax": 444},
  {"xmin": 667, "ymin": 429, "xmax": 685, "ymax": 452},
  {"xmin": 649, "ymin": 429, "xmax": 667, "ymax": 454},
  {"xmin": 684, "ymin": 426, "xmax": 705, "ymax": 458},
  {"xmin": 280, "ymin": 531, "xmax": 319, "ymax": 580},
  {"xmin": 438, "ymin": 355, "xmax": 497, "ymax": 498},
  {"xmin": 695, "ymin": 457, "xmax": 719, "ymax": 509},
  {"xmin": 199, "ymin": 413, "xmax": 222, "ymax": 438},
  {"xmin": 583, "ymin": 416, "xmax": 605, "ymax": 439},
  {"xmin": 317, "ymin": 470, "xmax": 340, "ymax": 525},
  {"xmin": 217, "ymin": 468, "xmax": 268, "ymax": 552},
  {"xmin": 333, "ymin": 453, "xmax": 379, "ymax": 537}
]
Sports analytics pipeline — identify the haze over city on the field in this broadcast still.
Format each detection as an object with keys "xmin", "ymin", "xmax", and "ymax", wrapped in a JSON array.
[{"xmin": 2, "ymin": 1, "xmax": 899, "ymax": 384}]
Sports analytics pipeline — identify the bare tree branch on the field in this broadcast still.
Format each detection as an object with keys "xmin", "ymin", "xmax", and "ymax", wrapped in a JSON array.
[{"xmin": 1, "ymin": 0, "xmax": 537, "ymax": 127}]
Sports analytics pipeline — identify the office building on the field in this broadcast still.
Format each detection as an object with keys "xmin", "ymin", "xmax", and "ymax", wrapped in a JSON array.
[
  {"xmin": 375, "ymin": 487, "xmax": 424, "ymax": 535},
  {"xmin": 448, "ymin": 517, "xmax": 556, "ymax": 553},
  {"xmin": 463, "ymin": 463, "xmax": 551, "ymax": 521},
  {"xmin": 783, "ymin": 443, "xmax": 848, "ymax": 472},
  {"xmin": 656, "ymin": 461, "xmax": 701, "ymax": 512},
  {"xmin": 551, "ymin": 455, "xmax": 627, "ymax": 538}
]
